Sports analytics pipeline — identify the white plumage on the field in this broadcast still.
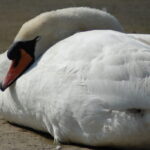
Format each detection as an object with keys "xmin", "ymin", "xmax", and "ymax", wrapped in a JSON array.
[{"xmin": 0, "ymin": 7, "xmax": 150, "ymax": 148}]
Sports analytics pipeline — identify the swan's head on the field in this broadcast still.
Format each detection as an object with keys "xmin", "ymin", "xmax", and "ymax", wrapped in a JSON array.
[
  {"xmin": 0, "ymin": 36, "xmax": 40, "ymax": 91},
  {"xmin": 0, "ymin": 7, "xmax": 123, "ymax": 91}
]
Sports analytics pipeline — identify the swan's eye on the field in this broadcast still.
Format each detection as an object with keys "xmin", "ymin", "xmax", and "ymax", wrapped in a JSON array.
[{"xmin": 7, "ymin": 42, "xmax": 21, "ymax": 60}]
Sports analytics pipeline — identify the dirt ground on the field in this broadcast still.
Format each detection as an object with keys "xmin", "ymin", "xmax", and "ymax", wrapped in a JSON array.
[
  {"xmin": 0, "ymin": 116, "xmax": 94, "ymax": 150},
  {"xmin": 0, "ymin": 0, "xmax": 150, "ymax": 150},
  {"xmin": 0, "ymin": 115, "xmax": 134, "ymax": 150}
]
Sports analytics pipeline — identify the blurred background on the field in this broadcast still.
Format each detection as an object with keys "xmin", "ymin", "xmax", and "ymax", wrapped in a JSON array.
[{"xmin": 0, "ymin": 0, "xmax": 150, "ymax": 52}]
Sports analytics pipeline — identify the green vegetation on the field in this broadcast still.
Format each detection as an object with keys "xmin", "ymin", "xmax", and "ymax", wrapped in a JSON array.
[{"xmin": 0, "ymin": 0, "xmax": 149, "ymax": 52}]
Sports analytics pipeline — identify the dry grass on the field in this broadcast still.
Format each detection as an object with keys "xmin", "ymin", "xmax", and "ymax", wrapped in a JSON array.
[{"xmin": 0, "ymin": 0, "xmax": 150, "ymax": 52}]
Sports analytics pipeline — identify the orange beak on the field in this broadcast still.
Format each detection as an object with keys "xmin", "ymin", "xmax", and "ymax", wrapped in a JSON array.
[{"xmin": 0, "ymin": 49, "xmax": 33, "ymax": 91}]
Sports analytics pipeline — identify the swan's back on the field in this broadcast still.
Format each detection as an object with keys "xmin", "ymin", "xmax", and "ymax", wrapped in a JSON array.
[
  {"xmin": 129, "ymin": 33, "xmax": 150, "ymax": 45},
  {"xmin": 40, "ymin": 30, "xmax": 150, "ymax": 110}
]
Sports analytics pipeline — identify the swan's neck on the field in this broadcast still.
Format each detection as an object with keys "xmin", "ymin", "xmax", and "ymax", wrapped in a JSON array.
[{"xmin": 14, "ymin": 7, "xmax": 124, "ymax": 59}]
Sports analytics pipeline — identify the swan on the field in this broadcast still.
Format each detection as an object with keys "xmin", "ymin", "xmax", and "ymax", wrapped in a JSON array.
[{"xmin": 0, "ymin": 7, "xmax": 150, "ymax": 148}]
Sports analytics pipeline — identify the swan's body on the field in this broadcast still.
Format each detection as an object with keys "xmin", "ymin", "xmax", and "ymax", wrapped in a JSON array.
[
  {"xmin": 1, "ymin": 30, "xmax": 150, "ymax": 147},
  {"xmin": 0, "ymin": 7, "xmax": 150, "ymax": 148}
]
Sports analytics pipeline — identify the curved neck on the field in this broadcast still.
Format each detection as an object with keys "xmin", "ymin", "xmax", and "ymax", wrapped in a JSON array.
[{"xmin": 14, "ymin": 7, "xmax": 124, "ymax": 59}]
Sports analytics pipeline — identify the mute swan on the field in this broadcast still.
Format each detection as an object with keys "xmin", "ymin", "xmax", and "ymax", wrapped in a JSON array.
[{"xmin": 0, "ymin": 7, "xmax": 150, "ymax": 148}]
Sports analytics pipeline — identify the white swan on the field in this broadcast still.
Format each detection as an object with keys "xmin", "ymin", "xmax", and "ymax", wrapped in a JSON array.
[{"xmin": 0, "ymin": 7, "xmax": 150, "ymax": 148}]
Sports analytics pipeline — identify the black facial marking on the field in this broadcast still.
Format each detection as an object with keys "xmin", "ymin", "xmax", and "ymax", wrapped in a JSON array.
[
  {"xmin": 7, "ymin": 36, "xmax": 41, "ymax": 61},
  {"xmin": 7, "ymin": 42, "xmax": 21, "ymax": 60}
]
